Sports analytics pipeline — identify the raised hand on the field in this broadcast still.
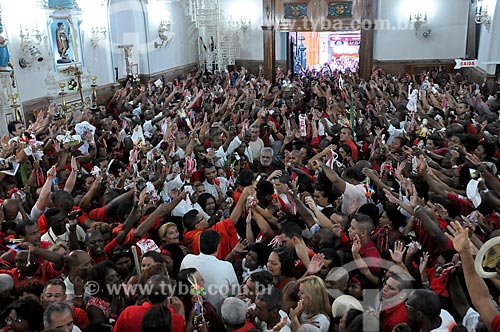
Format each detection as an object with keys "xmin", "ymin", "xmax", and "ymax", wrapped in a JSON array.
[
  {"xmin": 389, "ymin": 241, "xmax": 407, "ymax": 265},
  {"xmin": 445, "ymin": 220, "xmax": 470, "ymax": 254},
  {"xmin": 419, "ymin": 251, "xmax": 430, "ymax": 275},
  {"xmin": 307, "ymin": 253, "xmax": 325, "ymax": 275}
]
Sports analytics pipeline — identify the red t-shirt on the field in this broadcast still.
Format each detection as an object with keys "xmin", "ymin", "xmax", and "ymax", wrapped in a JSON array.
[
  {"xmin": 113, "ymin": 302, "xmax": 185, "ymax": 332},
  {"xmin": 183, "ymin": 218, "xmax": 239, "ymax": 260},
  {"xmin": 0, "ymin": 262, "xmax": 63, "ymax": 288},
  {"xmin": 232, "ymin": 321, "xmax": 256, "ymax": 332},
  {"xmin": 492, "ymin": 314, "xmax": 500, "ymax": 332},
  {"xmin": 73, "ymin": 306, "xmax": 89, "ymax": 330},
  {"xmin": 380, "ymin": 302, "xmax": 409, "ymax": 332},
  {"xmin": 359, "ymin": 240, "xmax": 382, "ymax": 277},
  {"xmin": 38, "ymin": 206, "xmax": 87, "ymax": 234}
]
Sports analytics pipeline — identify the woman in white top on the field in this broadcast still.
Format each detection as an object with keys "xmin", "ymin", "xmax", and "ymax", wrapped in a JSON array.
[{"xmin": 290, "ymin": 276, "xmax": 331, "ymax": 332}]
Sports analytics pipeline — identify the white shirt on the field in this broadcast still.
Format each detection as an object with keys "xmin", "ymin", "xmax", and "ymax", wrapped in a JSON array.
[
  {"xmin": 213, "ymin": 136, "xmax": 243, "ymax": 168},
  {"xmin": 41, "ymin": 224, "xmax": 86, "ymax": 245},
  {"xmin": 171, "ymin": 198, "xmax": 210, "ymax": 219},
  {"xmin": 64, "ymin": 275, "xmax": 75, "ymax": 305},
  {"xmin": 180, "ymin": 253, "xmax": 239, "ymax": 314},
  {"xmin": 249, "ymin": 138, "xmax": 264, "ymax": 159},
  {"xmin": 203, "ymin": 177, "xmax": 228, "ymax": 201}
]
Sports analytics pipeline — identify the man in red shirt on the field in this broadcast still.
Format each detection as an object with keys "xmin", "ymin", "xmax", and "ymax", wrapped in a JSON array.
[
  {"xmin": 0, "ymin": 243, "xmax": 64, "ymax": 288},
  {"xmin": 113, "ymin": 274, "xmax": 185, "ymax": 332},
  {"xmin": 379, "ymin": 274, "xmax": 411, "ymax": 332},
  {"xmin": 183, "ymin": 186, "xmax": 254, "ymax": 259},
  {"xmin": 339, "ymin": 127, "xmax": 359, "ymax": 161},
  {"xmin": 349, "ymin": 213, "xmax": 382, "ymax": 277}
]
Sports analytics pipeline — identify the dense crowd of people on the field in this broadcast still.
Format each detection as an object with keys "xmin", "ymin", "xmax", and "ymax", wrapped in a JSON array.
[{"xmin": 0, "ymin": 64, "xmax": 499, "ymax": 332}]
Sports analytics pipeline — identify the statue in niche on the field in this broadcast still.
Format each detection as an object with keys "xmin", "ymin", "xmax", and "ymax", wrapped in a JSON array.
[
  {"xmin": 0, "ymin": 19, "xmax": 11, "ymax": 72},
  {"xmin": 56, "ymin": 22, "xmax": 71, "ymax": 63}
]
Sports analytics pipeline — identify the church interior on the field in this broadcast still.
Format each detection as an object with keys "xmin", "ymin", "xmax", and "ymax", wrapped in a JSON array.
[{"xmin": 0, "ymin": 0, "xmax": 498, "ymax": 136}]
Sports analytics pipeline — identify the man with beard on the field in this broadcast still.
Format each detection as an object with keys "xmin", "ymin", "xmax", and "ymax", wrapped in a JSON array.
[{"xmin": 252, "ymin": 147, "xmax": 283, "ymax": 176}]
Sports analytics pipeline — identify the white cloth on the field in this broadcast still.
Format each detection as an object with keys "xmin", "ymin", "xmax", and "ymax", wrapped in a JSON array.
[
  {"xmin": 430, "ymin": 310, "xmax": 456, "ymax": 332},
  {"xmin": 213, "ymin": 136, "xmax": 243, "ymax": 168},
  {"xmin": 462, "ymin": 307, "xmax": 480, "ymax": 332},
  {"xmin": 64, "ymin": 275, "xmax": 75, "ymax": 305},
  {"xmin": 161, "ymin": 174, "xmax": 185, "ymax": 201},
  {"xmin": 180, "ymin": 253, "xmax": 239, "ymax": 315},
  {"xmin": 342, "ymin": 183, "xmax": 368, "ymax": 216},
  {"xmin": 299, "ymin": 313, "xmax": 330, "ymax": 332},
  {"xmin": 171, "ymin": 199, "xmax": 210, "ymax": 219},
  {"xmin": 41, "ymin": 224, "xmax": 86, "ymax": 245},
  {"xmin": 249, "ymin": 138, "xmax": 265, "ymax": 160},
  {"xmin": 203, "ymin": 177, "xmax": 228, "ymax": 201},
  {"xmin": 241, "ymin": 259, "xmax": 267, "ymax": 282}
]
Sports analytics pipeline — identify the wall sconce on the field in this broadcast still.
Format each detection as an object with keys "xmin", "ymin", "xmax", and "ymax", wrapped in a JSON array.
[
  {"xmin": 475, "ymin": 1, "xmax": 491, "ymax": 30},
  {"xmin": 91, "ymin": 25, "xmax": 107, "ymax": 48},
  {"xmin": 18, "ymin": 26, "xmax": 44, "ymax": 68},
  {"xmin": 154, "ymin": 20, "xmax": 172, "ymax": 49},
  {"xmin": 228, "ymin": 16, "xmax": 251, "ymax": 31},
  {"xmin": 409, "ymin": 12, "xmax": 427, "ymax": 34}
]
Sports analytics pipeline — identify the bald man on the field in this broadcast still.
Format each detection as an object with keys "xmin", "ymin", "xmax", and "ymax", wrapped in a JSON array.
[
  {"xmin": 2, "ymin": 198, "xmax": 28, "ymax": 222},
  {"xmin": 64, "ymin": 250, "xmax": 92, "ymax": 306}
]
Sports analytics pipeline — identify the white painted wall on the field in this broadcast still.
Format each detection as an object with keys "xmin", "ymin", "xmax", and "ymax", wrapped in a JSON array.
[
  {"xmin": 0, "ymin": 0, "xmax": 199, "ymax": 105},
  {"xmin": 477, "ymin": 0, "xmax": 499, "ymax": 74},
  {"xmin": 219, "ymin": 0, "xmax": 264, "ymax": 61},
  {"xmin": 374, "ymin": 0, "xmax": 469, "ymax": 61}
]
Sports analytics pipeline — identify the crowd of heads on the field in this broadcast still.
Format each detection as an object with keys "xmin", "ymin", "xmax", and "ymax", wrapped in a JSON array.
[{"xmin": 0, "ymin": 64, "xmax": 499, "ymax": 332}]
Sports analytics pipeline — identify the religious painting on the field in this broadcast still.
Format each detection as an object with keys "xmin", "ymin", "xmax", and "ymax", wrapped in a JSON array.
[
  {"xmin": 284, "ymin": 3, "xmax": 308, "ymax": 19},
  {"xmin": 328, "ymin": 2, "xmax": 353, "ymax": 17}
]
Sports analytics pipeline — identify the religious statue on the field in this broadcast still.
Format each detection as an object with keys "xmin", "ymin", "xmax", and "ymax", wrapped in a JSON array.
[
  {"xmin": 56, "ymin": 22, "xmax": 71, "ymax": 63},
  {"xmin": 0, "ymin": 20, "xmax": 11, "ymax": 71}
]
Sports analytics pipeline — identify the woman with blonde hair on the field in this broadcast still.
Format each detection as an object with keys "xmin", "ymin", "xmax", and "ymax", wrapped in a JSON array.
[
  {"xmin": 290, "ymin": 276, "xmax": 331, "ymax": 332},
  {"xmin": 158, "ymin": 221, "xmax": 186, "ymax": 277}
]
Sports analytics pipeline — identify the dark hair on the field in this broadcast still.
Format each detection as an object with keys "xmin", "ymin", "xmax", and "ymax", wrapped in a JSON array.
[
  {"xmin": 318, "ymin": 248, "xmax": 341, "ymax": 268},
  {"xmin": 388, "ymin": 273, "xmax": 413, "ymax": 294},
  {"xmin": 344, "ymin": 309, "xmax": 363, "ymax": 331},
  {"xmin": 15, "ymin": 220, "xmax": 37, "ymax": 237},
  {"xmin": 426, "ymin": 134, "xmax": 444, "ymax": 148},
  {"xmin": 1, "ymin": 298, "xmax": 44, "ymax": 331},
  {"xmin": 197, "ymin": 194, "xmax": 216, "ymax": 216},
  {"xmin": 142, "ymin": 251, "xmax": 164, "ymax": 264},
  {"xmin": 86, "ymin": 260, "xmax": 117, "ymax": 296},
  {"xmin": 200, "ymin": 230, "xmax": 220, "ymax": 255},
  {"xmin": 273, "ymin": 248, "xmax": 296, "ymax": 278},
  {"xmin": 141, "ymin": 305, "xmax": 172, "ymax": 332},
  {"xmin": 239, "ymin": 169, "xmax": 255, "ymax": 187},
  {"xmin": 352, "ymin": 213, "xmax": 375, "ymax": 232},
  {"xmin": 249, "ymin": 271, "xmax": 274, "ymax": 289},
  {"xmin": 176, "ymin": 268, "xmax": 197, "ymax": 299},
  {"xmin": 109, "ymin": 246, "xmax": 132, "ymax": 262},
  {"xmin": 357, "ymin": 203, "xmax": 380, "ymax": 226},
  {"xmin": 16, "ymin": 279, "xmax": 44, "ymax": 298},
  {"xmin": 146, "ymin": 274, "xmax": 171, "ymax": 304},
  {"xmin": 384, "ymin": 204, "xmax": 407, "ymax": 230},
  {"xmin": 44, "ymin": 279, "xmax": 67, "ymax": 293},
  {"xmin": 256, "ymin": 287, "xmax": 283, "ymax": 311},
  {"xmin": 45, "ymin": 208, "xmax": 64, "ymax": 225},
  {"xmin": 51, "ymin": 191, "xmax": 74, "ymax": 211},
  {"xmin": 7, "ymin": 121, "xmax": 22, "ymax": 135},
  {"xmin": 280, "ymin": 222, "xmax": 302, "ymax": 239},
  {"xmin": 43, "ymin": 302, "xmax": 73, "ymax": 329},
  {"xmin": 347, "ymin": 314, "xmax": 379, "ymax": 332},
  {"xmin": 247, "ymin": 243, "xmax": 272, "ymax": 267},
  {"xmin": 182, "ymin": 209, "xmax": 200, "ymax": 231}
]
